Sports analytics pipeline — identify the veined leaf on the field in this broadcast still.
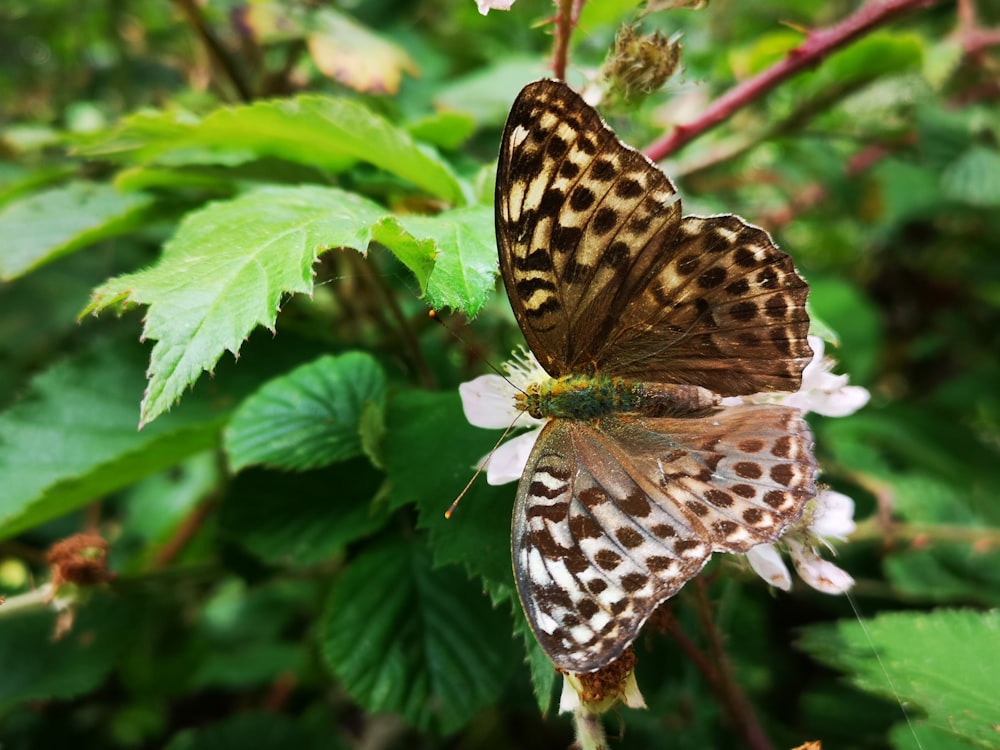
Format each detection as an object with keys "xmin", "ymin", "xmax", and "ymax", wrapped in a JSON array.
[
  {"xmin": 224, "ymin": 352, "xmax": 387, "ymax": 472},
  {"xmin": 798, "ymin": 610, "xmax": 1000, "ymax": 748},
  {"xmin": 84, "ymin": 186, "xmax": 495, "ymax": 427},
  {"xmin": 321, "ymin": 538, "xmax": 517, "ymax": 733},
  {"xmin": 75, "ymin": 95, "xmax": 467, "ymax": 203},
  {"xmin": 0, "ymin": 181, "xmax": 154, "ymax": 280}
]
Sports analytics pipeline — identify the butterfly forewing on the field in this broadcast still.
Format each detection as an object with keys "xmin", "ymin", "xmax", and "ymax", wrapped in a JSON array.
[
  {"xmin": 513, "ymin": 405, "xmax": 816, "ymax": 673},
  {"xmin": 499, "ymin": 80, "xmax": 812, "ymax": 395},
  {"xmin": 497, "ymin": 80, "xmax": 683, "ymax": 377}
]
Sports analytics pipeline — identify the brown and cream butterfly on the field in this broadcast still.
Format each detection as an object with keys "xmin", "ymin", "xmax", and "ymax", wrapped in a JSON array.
[{"xmin": 496, "ymin": 79, "xmax": 818, "ymax": 674}]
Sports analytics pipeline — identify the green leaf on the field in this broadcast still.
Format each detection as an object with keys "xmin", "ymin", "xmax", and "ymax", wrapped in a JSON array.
[
  {"xmin": 0, "ymin": 593, "xmax": 138, "ymax": 708},
  {"xmin": 798, "ymin": 610, "xmax": 1000, "ymax": 748},
  {"xmin": 218, "ymin": 462, "xmax": 389, "ymax": 566},
  {"xmin": 0, "ymin": 181, "xmax": 154, "ymax": 280},
  {"xmin": 941, "ymin": 145, "xmax": 1000, "ymax": 208},
  {"xmin": 884, "ymin": 547, "xmax": 1000, "ymax": 607},
  {"xmin": 165, "ymin": 712, "xmax": 345, "ymax": 750},
  {"xmin": 406, "ymin": 110, "xmax": 476, "ymax": 151},
  {"xmin": 321, "ymin": 537, "xmax": 517, "ymax": 733},
  {"xmin": 85, "ymin": 186, "xmax": 496, "ymax": 427},
  {"xmin": 393, "ymin": 205, "xmax": 497, "ymax": 314},
  {"xmin": 383, "ymin": 389, "xmax": 512, "ymax": 588},
  {"xmin": 77, "ymin": 95, "xmax": 466, "ymax": 203},
  {"xmin": 0, "ymin": 339, "xmax": 224, "ymax": 541},
  {"xmin": 224, "ymin": 352, "xmax": 387, "ymax": 472}
]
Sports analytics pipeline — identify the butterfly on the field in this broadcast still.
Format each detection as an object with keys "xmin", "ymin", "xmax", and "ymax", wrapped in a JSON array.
[{"xmin": 496, "ymin": 79, "xmax": 818, "ymax": 674}]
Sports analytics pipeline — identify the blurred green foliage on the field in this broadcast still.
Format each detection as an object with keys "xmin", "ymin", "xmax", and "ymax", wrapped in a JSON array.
[{"xmin": 1, "ymin": 1, "xmax": 998, "ymax": 748}]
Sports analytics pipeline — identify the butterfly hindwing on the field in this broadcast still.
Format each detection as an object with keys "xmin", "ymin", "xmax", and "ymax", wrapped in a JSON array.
[
  {"xmin": 597, "ymin": 215, "xmax": 813, "ymax": 396},
  {"xmin": 513, "ymin": 404, "xmax": 816, "ymax": 673}
]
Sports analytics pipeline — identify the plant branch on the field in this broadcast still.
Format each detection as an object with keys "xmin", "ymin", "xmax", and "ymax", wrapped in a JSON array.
[
  {"xmin": 645, "ymin": 0, "xmax": 947, "ymax": 161},
  {"xmin": 691, "ymin": 579, "xmax": 774, "ymax": 750},
  {"xmin": 172, "ymin": 0, "xmax": 253, "ymax": 102},
  {"xmin": 552, "ymin": 0, "xmax": 586, "ymax": 80}
]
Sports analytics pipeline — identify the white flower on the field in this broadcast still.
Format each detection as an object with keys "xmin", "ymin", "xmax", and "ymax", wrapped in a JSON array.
[
  {"xmin": 476, "ymin": 0, "xmax": 516, "ymax": 14},
  {"xmin": 559, "ymin": 668, "xmax": 646, "ymax": 714},
  {"xmin": 745, "ymin": 543, "xmax": 793, "ymax": 591},
  {"xmin": 747, "ymin": 489, "xmax": 856, "ymax": 595},
  {"xmin": 458, "ymin": 348, "xmax": 546, "ymax": 485}
]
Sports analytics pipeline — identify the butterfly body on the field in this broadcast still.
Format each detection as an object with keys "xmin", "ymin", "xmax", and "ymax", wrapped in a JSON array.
[
  {"xmin": 521, "ymin": 376, "xmax": 719, "ymax": 421},
  {"xmin": 496, "ymin": 80, "xmax": 817, "ymax": 675}
]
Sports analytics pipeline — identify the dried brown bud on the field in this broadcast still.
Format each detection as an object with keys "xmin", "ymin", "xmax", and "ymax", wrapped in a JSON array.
[
  {"xmin": 602, "ymin": 24, "xmax": 682, "ymax": 105},
  {"xmin": 47, "ymin": 533, "xmax": 114, "ymax": 588}
]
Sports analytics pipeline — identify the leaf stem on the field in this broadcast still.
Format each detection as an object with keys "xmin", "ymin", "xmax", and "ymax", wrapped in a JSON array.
[
  {"xmin": 691, "ymin": 578, "xmax": 774, "ymax": 750},
  {"xmin": 172, "ymin": 0, "xmax": 253, "ymax": 102},
  {"xmin": 644, "ymin": 0, "xmax": 947, "ymax": 161}
]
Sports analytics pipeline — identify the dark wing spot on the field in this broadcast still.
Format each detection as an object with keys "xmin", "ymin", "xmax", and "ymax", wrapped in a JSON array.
[
  {"xmin": 735, "ymin": 461, "xmax": 763, "ymax": 480},
  {"xmin": 579, "ymin": 487, "xmax": 607, "ymax": 508},
  {"xmin": 686, "ymin": 500, "xmax": 709, "ymax": 517},
  {"xmin": 698, "ymin": 267, "xmax": 727, "ymax": 289},
  {"xmin": 595, "ymin": 549, "xmax": 623, "ymax": 570},
  {"xmin": 569, "ymin": 513, "xmax": 602, "ymax": 539},
  {"xmin": 616, "ymin": 527, "xmax": 644, "ymax": 548},
  {"xmin": 725, "ymin": 279, "xmax": 750, "ymax": 296},
  {"xmin": 515, "ymin": 249, "xmax": 553, "ymax": 272},
  {"xmin": 771, "ymin": 436, "xmax": 792, "ymax": 458},
  {"xmin": 764, "ymin": 490, "xmax": 787, "ymax": 509},
  {"xmin": 676, "ymin": 255, "xmax": 700, "ymax": 275},
  {"xmin": 770, "ymin": 464, "xmax": 794, "ymax": 486},
  {"xmin": 734, "ymin": 247, "xmax": 756, "ymax": 267},
  {"xmin": 730, "ymin": 301, "xmax": 757, "ymax": 322},
  {"xmin": 704, "ymin": 489, "xmax": 734, "ymax": 507},
  {"xmin": 570, "ymin": 185, "xmax": 596, "ymax": 211},
  {"xmin": 602, "ymin": 241, "xmax": 629, "ymax": 268},
  {"xmin": 618, "ymin": 490, "xmax": 652, "ymax": 517},
  {"xmin": 621, "ymin": 573, "xmax": 648, "ymax": 593},
  {"xmin": 591, "ymin": 158, "xmax": 616, "ymax": 181},
  {"xmin": 616, "ymin": 177, "xmax": 644, "ymax": 198},
  {"xmin": 592, "ymin": 207, "xmax": 619, "ymax": 235},
  {"xmin": 646, "ymin": 556, "xmax": 675, "ymax": 572}
]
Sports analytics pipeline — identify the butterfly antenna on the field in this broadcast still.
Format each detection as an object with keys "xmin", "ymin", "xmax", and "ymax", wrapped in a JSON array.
[
  {"xmin": 844, "ymin": 590, "xmax": 925, "ymax": 750},
  {"xmin": 445, "ymin": 416, "xmax": 526, "ymax": 519},
  {"xmin": 428, "ymin": 310, "xmax": 527, "ymax": 395}
]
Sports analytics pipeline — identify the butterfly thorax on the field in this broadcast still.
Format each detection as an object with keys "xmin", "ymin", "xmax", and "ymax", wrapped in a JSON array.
[{"xmin": 518, "ymin": 375, "xmax": 719, "ymax": 421}]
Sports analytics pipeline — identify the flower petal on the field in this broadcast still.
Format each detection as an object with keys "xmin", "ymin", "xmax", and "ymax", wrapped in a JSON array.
[
  {"xmin": 810, "ymin": 490, "xmax": 856, "ymax": 541},
  {"xmin": 483, "ymin": 428, "xmax": 541, "ymax": 485},
  {"xmin": 746, "ymin": 543, "xmax": 792, "ymax": 591},
  {"xmin": 559, "ymin": 674, "xmax": 583, "ymax": 713},
  {"xmin": 476, "ymin": 0, "xmax": 516, "ymax": 14},
  {"xmin": 788, "ymin": 540, "xmax": 855, "ymax": 594},
  {"xmin": 459, "ymin": 374, "xmax": 524, "ymax": 428}
]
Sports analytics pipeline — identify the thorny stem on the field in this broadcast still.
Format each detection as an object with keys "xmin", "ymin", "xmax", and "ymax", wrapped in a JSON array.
[
  {"xmin": 552, "ymin": 0, "xmax": 586, "ymax": 81},
  {"xmin": 151, "ymin": 495, "xmax": 221, "ymax": 570},
  {"xmin": 851, "ymin": 518, "xmax": 1000, "ymax": 550},
  {"xmin": 644, "ymin": 0, "xmax": 947, "ymax": 161},
  {"xmin": 172, "ymin": 0, "xmax": 252, "ymax": 102},
  {"xmin": 572, "ymin": 707, "xmax": 610, "ymax": 750},
  {"xmin": 691, "ymin": 579, "xmax": 774, "ymax": 750}
]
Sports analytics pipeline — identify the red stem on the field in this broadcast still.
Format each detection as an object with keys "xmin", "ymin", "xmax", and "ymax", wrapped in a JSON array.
[
  {"xmin": 552, "ymin": 0, "xmax": 586, "ymax": 80},
  {"xmin": 644, "ymin": 0, "xmax": 947, "ymax": 161}
]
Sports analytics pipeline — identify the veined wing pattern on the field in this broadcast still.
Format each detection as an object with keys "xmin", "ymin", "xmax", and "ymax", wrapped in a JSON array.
[{"xmin": 496, "ymin": 80, "xmax": 817, "ymax": 674}]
